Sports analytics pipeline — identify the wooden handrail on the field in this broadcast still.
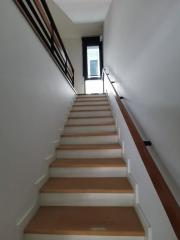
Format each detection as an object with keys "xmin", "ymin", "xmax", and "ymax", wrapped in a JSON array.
[
  {"xmin": 103, "ymin": 69, "xmax": 180, "ymax": 239},
  {"xmin": 14, "ymin": 0, "xmax": 75, "ymax": 91}
]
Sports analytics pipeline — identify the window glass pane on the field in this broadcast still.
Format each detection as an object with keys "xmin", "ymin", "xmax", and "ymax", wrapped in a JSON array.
[
  {"xmin": 87, "ymin": 46, "xmax": 100, "ymax": 78},
  {"xmin": 90, "ymin": 60, "xmax": 98, "ymax": 76}
]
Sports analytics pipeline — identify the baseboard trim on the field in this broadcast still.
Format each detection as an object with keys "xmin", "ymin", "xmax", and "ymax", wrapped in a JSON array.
[
  {"xmin": 128, "ymin": 173, "xmax": 139, "ymax": 204},
  {"xmin": 127, "ymin": 174, "xmax": 151, "ymax": 239},
  {"xmin": 45, "ymin": 152, "xmax": 56, "ymax": 165},
  {"xmin": 58, "ymin": 128, "xmax": 64, "ymax": 136},
  {"xmin": 135, "ymin": 204, "xmax": 152, "ymax": 240},
  {"xmin": 34, "ymin": 173, "xmax": 49, "ymax": 190},
  {"xmin": 16, "ymin": 200, "xmax": 39, "ymax": 240},
  {"xmin": 53, "ymin": 140, "xmax": 60, "ymax": 147}
]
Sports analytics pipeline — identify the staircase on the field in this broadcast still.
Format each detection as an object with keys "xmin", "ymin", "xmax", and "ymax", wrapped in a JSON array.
[{"xmin": 24, "ymin": 94, "xmax": 145, "ymax": 240}]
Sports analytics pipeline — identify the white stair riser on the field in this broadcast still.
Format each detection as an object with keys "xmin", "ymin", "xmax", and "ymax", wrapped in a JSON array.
[
  {"xmin": 69, "ymin": 111, "xmax": 112, "ymax": 117},
  {"xmin": 40, "ymin": 193, "xmax": 134, "ymax": 206},
  {"xmin": 57, "ymin": 149, "xmax": 122, "ymax": 158},
  {"xmin": 72, "ymin": 106, "xmax": 110, "ymax": 111},
  {"xmin": 77, "ymin": 94, "xmax": 106, "ymax": 98},
  {"xmin": 67, "ymin": 117, "xmax": 114, "ymax": 125},
  {"xmin": 25, "ymin": 234, "xmax": 145, "ymax": 240},
  {"xmin": 76, "ymin": 95, "xmax": 107, "ymax": 99},
  {"xmin": 50, "ymin": 167, "xmax": 127, "ymax": 178},
  {"xmin": 76, "ymin": 98, "xmax": 107, "ymax": 102},
  {"xmin": 60, "ymin": 136, "xmax": 119, "ymax": 144},
  {"xmin": 74, "ymin": 101, "xmax": 109, "ymax": 106},
  {"xmin": 64, "ymin": 125, "xmax": 116, "ymax": 133}
]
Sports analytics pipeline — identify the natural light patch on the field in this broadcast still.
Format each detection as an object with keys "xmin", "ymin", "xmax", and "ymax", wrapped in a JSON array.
[{"xmin": 85, "ymin": 80, "xmax": 103, "ymax": 94}]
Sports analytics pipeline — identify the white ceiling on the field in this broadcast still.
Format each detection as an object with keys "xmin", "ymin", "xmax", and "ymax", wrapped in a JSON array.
[{"xmin": 53, "ymin": 0, "xmax": 112, "ymax": 23}]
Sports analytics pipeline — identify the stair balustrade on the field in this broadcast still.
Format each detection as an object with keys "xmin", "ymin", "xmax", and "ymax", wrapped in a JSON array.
[{"xmin": 14, "ymin": 0, "xmax": 75, "ymax": 89}]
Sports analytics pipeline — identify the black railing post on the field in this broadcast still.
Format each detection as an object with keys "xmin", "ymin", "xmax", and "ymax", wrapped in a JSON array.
[
  {"xmin": 14, "ymin": 0, "xmax": 75, "ymax": 91},
  {"xmin": 72, "ymin": 68, "xmax": 74, "ymax": 87},
  {"xmin": 51, "ymin": 28, "xmax": 54, "ymax": 53},
  {"xmin": 65, "ymin": 59, "xmax": 68, "ymax": 75}
]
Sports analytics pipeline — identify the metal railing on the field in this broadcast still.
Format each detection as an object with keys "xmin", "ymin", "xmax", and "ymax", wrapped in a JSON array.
[{"xmin": 14, "ymin": 0, "xmax": 75, "ymax": 88}]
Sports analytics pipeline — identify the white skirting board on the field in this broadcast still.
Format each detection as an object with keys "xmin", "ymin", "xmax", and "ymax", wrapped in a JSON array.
[
  {"xmin": 135, "ymin": 204, "xmax": 152, "ymax": 240},
  {"xmin": 16, "ymin": 200, "xmax": 39, "ymax": 240},
  {"xmin": 127, "ymin": 174, "xmax": 152, "ymax": 240},
  {"xmin": 16, "ymin": 145, "xmax": 57, "ymax": 239}
]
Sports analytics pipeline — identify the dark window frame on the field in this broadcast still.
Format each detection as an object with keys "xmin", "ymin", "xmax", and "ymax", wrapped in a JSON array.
[{"xmin": 82, "ymin": 36, "xmax": 103, "ymax": 80}]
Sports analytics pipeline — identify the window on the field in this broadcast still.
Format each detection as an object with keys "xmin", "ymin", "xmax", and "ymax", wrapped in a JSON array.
[
  {"xmin": 82, "ymin": 36, "xmax": 103, "ymax": 80},
  {"xmin": 82, "ymin": 36, "xmax": 103, "ymax": 93}
]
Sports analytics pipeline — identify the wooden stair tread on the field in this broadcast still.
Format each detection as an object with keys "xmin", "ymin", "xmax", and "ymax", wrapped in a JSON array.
[
  {"xmin": 77, "ymin": 94, "xmax": 106, "ymax": 97},
  {"xmin": 50, "ymin": 158, "xmax": 126, "ymax": 168},
  {"xmin": 68, "ymin": 116, "xmax": 113, "ymax": 119},
  {"xmin": 77, "ymin": 94, "xmax": 106, "ymax": 96},
  {"xmin": 65, "ymin": 123, "xmax": 115, "ymax": 127},
  {"xmin": 73, "ymin": 104, "xmax": 110, "ymax": 107},
  {"xmin": 71, "ymin": 109, "xmax": 111, "ymax": 112},
  {"xmin": 24, "ymin": 206, "xmax": 145, "ymax": 236},
  {"xmin": 62, "ymin": 131, "xmax": 118, "ymax": 137},
  {"xmin": 40, "ymin": 177, "xmax": 133, "ymax": 193},
  {"xmin": 74, "ymin": 102, "xmax": 109, "ymax": 106},
  {"xmin": 76, "ymin": 96, "xmax": 107, "ymax": 99},
  {"xmin": 76, "ymin": 99, "xmax": 108, "ymax": 102},
  {"xmin": 76, "ymin": 96, "xmax": 107, "ymax": 98},
  {"xmin": 57, "ymin": 144, "xmax": 121, "ymax": 150}
]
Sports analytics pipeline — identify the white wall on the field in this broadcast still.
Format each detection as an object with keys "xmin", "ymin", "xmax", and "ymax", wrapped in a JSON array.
[
  {"xmin": 104, "ymin": 0, "xmax": 180, "ymax": 203},
  {"xmin": 64, "ymin": 39, "xmax": 84, "ymax": 93},
  {"xmin": 0, "ymin": 1, "xmax": 75, "ymax": 240},
  {"xmin": 105, "ymin": 78, "xmax": 177, "ymax": 239},
  {"xmin": 47, "ymin": 0, "xmax": 103, "ymax": 94}
]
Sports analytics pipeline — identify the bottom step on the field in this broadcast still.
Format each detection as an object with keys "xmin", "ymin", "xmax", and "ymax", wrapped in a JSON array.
[
  {"xmin": 25, "ymin": 206, "xmax": 145, "ymax": 238},
  {"xmin": 25, "ymin": 235, "xmax": 145, "ymax": 240}
]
